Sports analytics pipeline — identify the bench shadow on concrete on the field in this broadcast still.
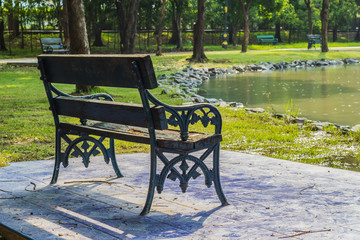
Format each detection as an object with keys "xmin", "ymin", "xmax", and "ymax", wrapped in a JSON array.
[
  {"xmin": 3, "ymin": 151, "xmax": 360, "ymax": 239},
  {"xmin": 1, "ymin": 187, "xmax": 223, "ymax": 239},
  {"xmin": 0, "ymin": 155, "xmax": 229, "ymax": 239}
]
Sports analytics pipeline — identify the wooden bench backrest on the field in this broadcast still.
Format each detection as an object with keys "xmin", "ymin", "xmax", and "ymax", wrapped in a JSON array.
[
  {"xmin": 41, "ymin": 38, "xmax": 63, "ymax": 44},
  {"xmin": 306, "ymin": 34, "xmax": 321, "ymax": 39},
  {"xmin": 54, "ymin": 96, "xmax": 168, "ymax": 129},
  {"xmin": 40, "ymin": 38, "xmax": 65, "ymax": 49},
  {"xmin": 257, "ymin": 35, "xmax": 275, "ymax": 39},
  {"xmin": 38, "ymin": 54, "xmax": 157, "ymax": 89},
  {"xmin": 38, "ymin": 54, "xmax": 167, "ymax": 130}
]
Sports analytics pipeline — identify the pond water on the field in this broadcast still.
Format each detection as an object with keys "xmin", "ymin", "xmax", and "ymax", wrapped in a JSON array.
[{"xmin": 199, "ymin": 64, "xmax": 360, "ymax": 126}]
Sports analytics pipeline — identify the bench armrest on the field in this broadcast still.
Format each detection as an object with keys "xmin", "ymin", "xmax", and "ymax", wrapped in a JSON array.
[
  {"xmin": 147, "ymin": 91, "xmax": 222, "ymax": 141},
  {"xmin": 50, "ymin": 84, "xmax": 114, "ymax": 101},
  {"xmin": 43, "ymin": 46, "xmax": 53, "ymax": 53}
]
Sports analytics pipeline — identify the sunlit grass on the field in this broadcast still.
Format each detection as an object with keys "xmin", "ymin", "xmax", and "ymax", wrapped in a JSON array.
[
  {"xmin": 149, "ymin": 49, "xmax": 360, "ymax": 71},
  {"xmin": 0, "ymin": 66, "xmax": 182, "ymax": 165}
]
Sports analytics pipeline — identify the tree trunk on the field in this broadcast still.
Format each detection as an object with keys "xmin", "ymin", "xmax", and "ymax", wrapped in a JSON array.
[
  {"xmin": 333, "ymin": 25, "xmax": 338, "ymax": 42},
  {"xmin": 288, "ymin": 29, "xmax": 292, "ymax": 43},
  {"xmin": 320, "ymin": 0, "xmax": 329, "ymax": 52},
  {"xmin": 233, "ymin": 24, "xmax": 240, "ymax": 46},
  {"xmin": 0, "ymin": 20, "xmax": 6, "ymax": 51},
  {"xmin": 63, "ymin": 0, "xmax": 70, "ymax": 46},
  {"xmin": 355, "ymin": 21, "xmax": 360, "ymax": 42},
  {"xmin": 7, "ymin": 1, "xmax": 15, "ymax": 38},
  {"xmin": 91, "ymin": 2, "xmax": 106, "ymax": 47},
  {"xmin": 115, "ymin": 0, "xmax": 140, "ymax": 54},
  {"xmin": 228, "ymin": 25, "xmax": 234, "ymax": 45},
  {"xmin": 12, "ymin": 0, "xmax": 20, "ymax": 38},
  {"xmin": 304, "ymin": 0, "xmax": 313, "ymax": 34},
  {"xmin": 168, "ymin": 1, "xmax": 182, "ymax": 49},
  {"xmin": 20, "ymin": 19, "xmax": 24, "ymax": 48},
  {"xmin": 239, "ymin": 0, "xmax": 252, "ymax": 53},
  {"xmin": 156, "ymin": 0, "xmax": 167, "ymax": 56},
  {"xmin": 191, "ymin": 0, "xmax": 207, "ymax": 62},
  {"xmin": 242, "ymin": 13, "xmax": 249, "ymax": 52},
  {"xmin": 93, "ymin": 27, "xmax": 104, "ymax": 46},
  {"xmin": 68, "ymin": 0, "xmax": 91, "ymax": 93},
  {"xmin": 275, "ymin": 23, "xmax": 282, "ymax": 43},
  {"xmin": 233, "ymin": 24, "xmax": 239, "ymax": 46},
  {"xmin": 0, "ymin": 0, "xmax": 6, "ymax": 51}
]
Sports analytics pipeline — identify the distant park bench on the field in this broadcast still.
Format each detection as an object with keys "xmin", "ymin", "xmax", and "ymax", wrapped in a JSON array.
[
  {"xmin": 306, "ymin": 34, "xmax": 322, "ymax": 49},
  {"xmin": 37, "ymin": 54, "xmax": 229, "ymax": 215},
  {"xmin": 40, "ymin": 38, "xmax": 69, "ymax": 54},
  {"xmin": 256, "ymin": 35, "xmax": 279, "ymax": 44}
]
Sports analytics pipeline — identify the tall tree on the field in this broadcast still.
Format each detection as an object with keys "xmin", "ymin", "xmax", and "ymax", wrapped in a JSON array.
[
  {"xmin": 320, "ymin": 0, "xmax": 329, "ymax": 52},
  {"xmin": 156, "ymin": 0, "xmax": 167, "ymax": 56},
  {"xmin": 84, "ymin": 0, "xmax": 110, "ymax": 47},
  {"xmin": 63, "ymin": 0, "xmax": 70, "ymax": 46},
  {"xmin": 68, "ymin": 0, "xmax": 91, "ymax": 92},
  {"xmin": 115, "ymin": 0, "xmax": 140, "ymax": 54},
  {"xmin": 228, "ymin": 0, "xmax": 242, "ymax": 46},
  {"xmin": 239, "ymin": 0, "xmax": 252, "ymax": 53},
  {"xmin": 7, "ymin": 0, "xmax": 20, "ymax": 38},
  {"xmin": 304, "ymin": 0, "xmax": 313, "ymax": 34},
  {"xmin": 68, "ymin": 0, "xmax": 89, "ymax": 54},
  {"xmin": 329, "ymin": 0, "xmax": 357, "ymax": 42},
  {"xmin": 191, "ymin": 0, "xmax": 207, "ymax": 62},
  {"xmin": 0, "ymin": 0, "xmax": 6, "ymax": 51},
  {"xmin": 271, "ymin": 1, "xmax": 300, "ymax": 44},
  {"xmin": 354, "ymin": 0, "xmax": 360, "ymax": 41},
  {"xmin": 168, "ymin": 0, "xmax": 187, "ymax": 49}
]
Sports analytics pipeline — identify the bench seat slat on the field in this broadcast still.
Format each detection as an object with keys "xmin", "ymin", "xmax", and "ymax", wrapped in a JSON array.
[
  {"xmin": 59, "ymin": 122, "xmax": 222, "ymax": 151},
  {"xmin": 54, "ymin": 96, "xmax": 168, "ymax": 130}
]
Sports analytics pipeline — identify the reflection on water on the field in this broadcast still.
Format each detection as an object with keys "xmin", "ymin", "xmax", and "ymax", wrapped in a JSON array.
[
  {"xmin": 326, "ymin": 156, "xmax": 360, "ymax": 172},
  {"xmin": 199, "ymin": 64, "xmax": 360, "ymax": 126}
]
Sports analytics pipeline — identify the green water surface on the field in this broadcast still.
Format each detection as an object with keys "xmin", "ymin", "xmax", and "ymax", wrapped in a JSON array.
[{"xmin": 200, "ymin": 64, "xmax": 360, "ymax": 126}]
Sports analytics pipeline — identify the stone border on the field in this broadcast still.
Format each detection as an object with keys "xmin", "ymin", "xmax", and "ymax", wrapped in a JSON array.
[{"xmin": 157, "ymin": 57, "xmax": 360, "ymax": 132}]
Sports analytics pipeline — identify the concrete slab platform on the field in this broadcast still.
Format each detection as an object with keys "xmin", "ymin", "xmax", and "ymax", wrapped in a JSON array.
[
  {"xmin": 0, "ymin": 58, "xmax": 38, "ymax": 67},
  {"xmin": 6, "ymin": 61, "xmax": 38, "ymax": 67},
  {"xmin": 1, "ymin": 150, "xmax": 360, "ymax": 239}
]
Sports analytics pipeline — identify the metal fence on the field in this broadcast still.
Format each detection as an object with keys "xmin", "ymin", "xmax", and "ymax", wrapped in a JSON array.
[{"xmin": 3, "ymin": 29, "xmax": 360, "ymax": 54}]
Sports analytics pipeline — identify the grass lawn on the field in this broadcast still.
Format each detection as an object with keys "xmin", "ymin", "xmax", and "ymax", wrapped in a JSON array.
[
  {"xmin": 1, "ymin": 48, "xmax": 360, "ymax": 171},
  {"xmin": 149, "ymin": 47, "xmax": 360, "ymax": 72}
]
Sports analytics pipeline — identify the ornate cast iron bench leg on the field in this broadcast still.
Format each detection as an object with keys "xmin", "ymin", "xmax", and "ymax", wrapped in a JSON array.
[
  {"xmin": 154, "ymin": 145, "xmax": 229, "ymax": 210},
  {"xmin": 140, "ymin": 149, "xmax": 158, "ymax": 216},
  {"xmin": 51, "ymin": 128, "xmax": 62, "ymax": 184},
  {"xmin": 213, "ymin": 144, "xmax": 229, "ymax": 206},
  {"xmin": 50, "ymin": 129, "xmax": 123, "ymax": 184},
  {"xmin": 142, "ymin": 91, "xmax": 229, "ymax": 213}
]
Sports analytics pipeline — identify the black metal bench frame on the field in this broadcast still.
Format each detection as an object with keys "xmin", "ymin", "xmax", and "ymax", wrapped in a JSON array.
[
  {"xmin": 38, "ymin": 54, "xmax": 228, "ymax": 215},
  {"xmin": 306, "ymin": 34, "xmax": 322, "ymax": 49},
  {"xmin": 40, "ymin": 38, "xmax": 70, "ymax": 54}
]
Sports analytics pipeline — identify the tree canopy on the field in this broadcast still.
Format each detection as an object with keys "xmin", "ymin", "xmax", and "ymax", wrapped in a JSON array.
[{"xmin": 1, "ymin": 0, "xmax": 360, "ymax": 56}]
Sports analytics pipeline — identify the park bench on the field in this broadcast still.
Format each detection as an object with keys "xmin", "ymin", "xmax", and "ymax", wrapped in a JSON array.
[
  {"xmin": 40, "ymin": 38, "xmax": 70, "ymax": 54},
  {"xmin": 37, "ymin": 54, "xmax": 229, "ymax": 215},
  {"xmin": 256, "ymin": 35, "xmax": 279, "ymax": 44},
  {"xmin": 306, "ymin": 34, "xmax": 322, "ymax": 49}
]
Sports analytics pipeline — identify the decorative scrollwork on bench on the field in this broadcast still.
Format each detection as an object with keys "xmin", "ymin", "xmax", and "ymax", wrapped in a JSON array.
[
  {"xmin": 146, "ymin": 91, "xmax": 222, "ymax": 141},
  {"xmin": 156, "ymin": 154, "xmax": 212, "ymax": 194},
  {"xmin": 60, "ymin": 135, "xmax": 112, "ymax": 169},
  {"xmin": 189, "ymin": 108, "xmax": 221, "ymax": 128}
]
